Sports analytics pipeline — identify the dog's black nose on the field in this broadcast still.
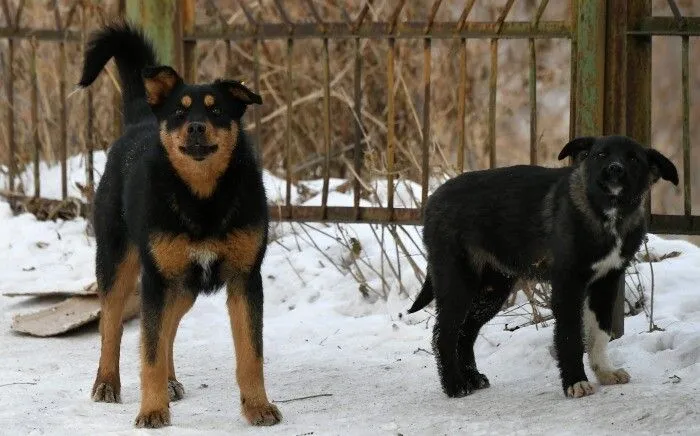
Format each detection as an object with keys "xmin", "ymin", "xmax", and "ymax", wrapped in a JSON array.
[
  {"xmin": 605, "ymin": 162, "xmax": 625, "ymax": 179},
  {"xmin": 186, "ymin": 122, "xmax": 206, "ymax": 135}
]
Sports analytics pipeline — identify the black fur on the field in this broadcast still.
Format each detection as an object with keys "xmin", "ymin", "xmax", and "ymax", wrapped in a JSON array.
[
  {"xmin": 408, "ymin": 135, "xmax": 678, "ymax": 398},
  {"xmin": 80, "ymin": 22, "xmax": 279, "ymax": 428}
]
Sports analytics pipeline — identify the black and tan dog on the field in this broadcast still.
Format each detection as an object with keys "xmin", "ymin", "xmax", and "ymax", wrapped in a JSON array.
[
  {"xmin": 78, "ymin": 23, "xmax": 280, "ymax": 428},
  {"xmin": 408, "ymin": 135, "xmax": 678, "ymax": 399}
]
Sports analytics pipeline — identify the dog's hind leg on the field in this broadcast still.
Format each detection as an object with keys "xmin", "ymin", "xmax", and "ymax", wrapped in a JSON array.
[
  {"xmin": 431, "ymin": 256, "xmax": 480, "ymax": 397},
  {"xmin": 585, "ymin": 271, "xmax": 630, "ymax": 386},
  {"xmin": 92, "ymin": 244, "xmax": 140, "ymax": 403},
  {"xmin": 457, "ymin": 268, "xmax": 515, "ymax": 390}
]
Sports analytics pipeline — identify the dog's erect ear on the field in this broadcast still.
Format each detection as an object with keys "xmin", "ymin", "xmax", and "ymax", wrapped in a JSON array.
[
  {"xmin": 647, "ymin": 148, "xmax": 679, "ymax": 185},
  {"xmin": 215, "ymin": 80, "xmax": 262, "ymax": 106},
  {"xmin": 557, "ymin": 136, "xmax": 597, "ymax": 161},
  {"xmin": 142, "ymin": 66, "xmax": 182, "ymax": 106}
]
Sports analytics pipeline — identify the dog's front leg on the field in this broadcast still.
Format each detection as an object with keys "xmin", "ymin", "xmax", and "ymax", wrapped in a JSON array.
[
  {"xmin": 135, "ymin": 272, "xmax": 194, "ymax": 428},
  {"xmin": 226, "ymin": 273, "xmax": 282, "ymax": 426},
  {"xmin": 551, "ymin": 269, "xmax": 592, "ymax": 398},
  {"xmin": 585, "ymin": 270, "xmax": 630, "ymax": 386}
]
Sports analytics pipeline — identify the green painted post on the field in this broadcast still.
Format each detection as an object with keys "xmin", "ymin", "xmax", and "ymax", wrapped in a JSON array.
[
  {"xmin": 574, "ymin": 0, "xmax": 606, "ymax": 137},
  {"xmin": 125, "ymin": 0, "xmax": 181, "ymax": 70}
]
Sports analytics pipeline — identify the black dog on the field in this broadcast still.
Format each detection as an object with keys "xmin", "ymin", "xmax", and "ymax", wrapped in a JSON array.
[
  {"xmin": 408, "ymin": 135, "xmax": 678, "ymax": 398},
  {"xmin": 78, "ymin": 23, "xmax": 281, "ymax": 428}
]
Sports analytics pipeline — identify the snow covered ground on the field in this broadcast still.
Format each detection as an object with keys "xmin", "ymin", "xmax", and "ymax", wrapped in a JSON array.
[{"xmin": 1, "ymin": 159, "xmax": 699, "ymax": 435}]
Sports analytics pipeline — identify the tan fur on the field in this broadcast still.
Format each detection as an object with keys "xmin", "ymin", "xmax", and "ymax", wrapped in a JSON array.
[
  {"xmin": 227, "ymin": 283, "xmax": 281, "ymax": 425},
  {"xmin": 136, "ymin": 292, "xmax": 195, "ymax": 428},
  {"xmin": 204, "ymin": 94, "xmax": 215, "ymax": 107},
  {"xmin": 145, "ymin": 70, "xmax": 178, "ymax": 106},
  {"xmin": 92, "ymin": 246, "xmax": 140, "ymax": 401},
  {"xmin": 159, "ymin": 120, "xmax": 239, "ymax": 198},
  {"xmin": 181, "ymin": 95, "xmax": 192, "ymax": 108},
  {"xmin": 149, "ymin": 228, "xmax": 265, "ymax": 279}
]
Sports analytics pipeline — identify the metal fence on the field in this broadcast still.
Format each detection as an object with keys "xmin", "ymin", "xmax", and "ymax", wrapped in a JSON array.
[{"xmin": 0, "ymin": 0, "xmax": 697, "ymax": 231}]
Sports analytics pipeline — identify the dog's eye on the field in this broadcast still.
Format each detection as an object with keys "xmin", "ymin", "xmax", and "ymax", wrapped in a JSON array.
[
  {"xmin": 579, "ymin": 151, "xmax": 589, "ymax": 159},
  {"xmin": 211, "ymin": 107, "xmax": 222, "ymax": 116},
  {"xmin": 175, "ymin": 108, "xmax": 186, "ymax": 117},
  {"xmin": 597, "ymin": 152, "xmax": 607, "ymax": 159},
  {"xmin": 630, "ymin": 155, "xmax": 639, "ymax": 163}
]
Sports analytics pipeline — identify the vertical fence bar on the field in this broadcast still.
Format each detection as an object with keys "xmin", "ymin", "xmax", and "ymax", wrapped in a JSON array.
[
  {"xmin": 421, "ymin": 0, "xmax": 440, "ymax": 209},
  {"xmin": 285, "ymin": 37, "xmax": 293, "ymax": 218},
  {"xmin": 457, "ymin": 38, "xmax": 467, "ymax": 173},
  {"xmin": 321, "ymin": 37, "xmax": 331, "ymax": 220},
  {"xmin": 421, "ymin": 38, "xmax": 431, "ymax": 209},
  {"xmin": 682, "ymin": 35, "xmax": 690, "ymax": 218},
  {"xmin": 253, "ymin": 39, "xmax": 262, "ymax": 163},
  {"xmin": 5, "ymin": 38, "xmax": 15, "ymax": 192},
  {"xmin": 59, "ymin": 41, "xmax": 68, "ymax": 199},
  {"xmin": 83, "ymin": 6, "xmax": 95, "ymax": 208},
  {"xmin": 574, "ymin": 0, "xmax": 605, "ymax": 138},
  {"xmin": 181, "ymin": 0, "xmax": 196, "ymax": 83},
  {"xmin": 353, "ymin": 37, "xmax": 363, "ymax": 219},
  {"xmin": 31, "ymin": 37, "xmax": 40, "ymax": 197},
  {"xmin": 569, "ymin": 0, "xmax": 579, "ymax": 140},
  {"xmin": 488, "ymin": 39, "xmax": 498, "ymax": 169},
  {"xmin": 529, "ymin": 40, "xmax": 537, "ymax": 165},
  {"xmin": 387, "ymin": 37, "xmax": 396, "ymax": 216}
]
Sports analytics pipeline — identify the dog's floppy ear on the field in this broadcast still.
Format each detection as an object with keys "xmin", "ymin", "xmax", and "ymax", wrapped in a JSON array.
[
  {"xmin": 215, "ymin": 80, "xmax": 262, "ymax": 105},
  {"xmin": 142, "ymin": 66, "xmax": 182, "ymax": 106},
  {"xmin": 557, "ymin": 136, "xmax": 597, "ymax": 161},
  {"xmin": 647, "ymin": 148, "xmax": 679, "ymax": 185}
]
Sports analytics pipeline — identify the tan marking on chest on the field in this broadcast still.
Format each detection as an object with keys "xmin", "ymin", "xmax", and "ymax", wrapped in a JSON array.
[{"xmin": 149, "ymin": 228, "xmax": 265, "ymax": 278}]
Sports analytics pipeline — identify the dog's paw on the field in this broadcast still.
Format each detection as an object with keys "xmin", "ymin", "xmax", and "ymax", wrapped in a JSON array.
[
  {"xmin": 463, "ymin": 369, "xmax": 490, "ymax": 390},
  {"xmin": 596, "ymin": 368, "xmax": 630, "ymax": 385},
  {"xmin": 134, "ymin": 408, "xmax": 170, "ymax": 428},
  {"xmin": 91, "ymin": 382, "xmax": 121, "ymax": 403},
  {"xmin": 168, "ymin": 379, "xmax": 185, "ymax": 401},
  {"xmin": 243, "ymin": 402, "xmax": 282, "ymax": 426},
  {"xmin": 565, "ymin": 381, "xmax": 595, "ymax": 398}
]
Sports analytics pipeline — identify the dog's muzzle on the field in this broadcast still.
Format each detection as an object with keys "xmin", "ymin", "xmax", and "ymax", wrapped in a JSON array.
[
  {"xmin": 180, "ymin": 122, "xmax": 218, "ymax": 161},
  {"xmin": 601, "ymin": 162, "xmax": 625, "ymax": 196}
]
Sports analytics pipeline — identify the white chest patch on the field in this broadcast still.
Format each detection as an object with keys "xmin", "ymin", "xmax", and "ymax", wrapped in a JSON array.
[
  {"xmin": 189, "ymin": 248, "xmax": 217, "ymax": 268},
  {"xmin": 590, "ymin": 208, "xmax": 625, "ymax": 282}
]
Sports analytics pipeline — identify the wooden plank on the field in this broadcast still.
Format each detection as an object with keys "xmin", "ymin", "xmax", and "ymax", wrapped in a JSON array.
[
  {"xmin": 2, "ymin": 282, "xmax": 97, "ymax": 298},
  {"xmin": 11, "ymin": 292, "xmax": 140, "ymax": 337}
]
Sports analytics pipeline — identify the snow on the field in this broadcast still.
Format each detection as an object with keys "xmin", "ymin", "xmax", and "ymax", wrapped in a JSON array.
[{"xmin": 1, "ymin": 161, "xmax": 699, "ymax": 435}]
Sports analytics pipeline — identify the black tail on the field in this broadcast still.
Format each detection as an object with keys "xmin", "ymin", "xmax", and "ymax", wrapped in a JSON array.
[
  {"xmin": 78, "ymin": 21, "xmax": 158, "ymax": 126},
  {"xmin": 407, "ymin": 274, "xmax": 434, "ymax": 314}
]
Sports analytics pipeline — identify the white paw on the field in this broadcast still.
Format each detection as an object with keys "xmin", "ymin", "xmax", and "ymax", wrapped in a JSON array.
[
  {"xmin": 566, "ymin": 380, "xmax": 595, "ymax": 398},
  {"xmin": 596, "ymin": 368, "xmax": 630, "ymax": 385}
]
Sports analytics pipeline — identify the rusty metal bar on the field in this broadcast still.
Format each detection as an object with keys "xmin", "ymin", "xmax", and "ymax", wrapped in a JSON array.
[
  {"xmin": 269, "ymin": 206, "xmax": 421, "ymax": 225},
  {"xmin": 496, "ymin": 0, "xmax": 516, "ymax": 32},
  {"xmin": 253, "ymin": 38, "xmax": 262, "ymax": 162},
  {"xmin": 352, "ymin": 37, "xmax": 363, "ymax": 218},
  {"xmin": 604, "ymin": 0, "xmax": 627, "ymax": 137},
  {"xmin": 82, "ymin": 5, "xmax": 94, "ymax": 206},
  {"xmin": 352, "ymin": 0, "xmax": 372, "ymax": 33},
  {"xmin": 628, "ymin": 17, "xmax": 700, "ymax": 36},
  {"xmin": 666, "ymin": 0, "xmax": 683, "ymax": 23},
  {"xmin": 488, "ymin": 38, "xmax": 498, "ymax": 168},
  {"xmin": 321, "ymin": 37, "xmax": 331, "ymax": 219},
  {"xmin": 5, "ymin": 38, "xmax": 15, "ymax": 192},
  {"xmin": 457, "ymin": 38, "xmax": 467, "ymax": 173},
  {"xmin": 284, "ymin": 38, "xmax": 294, "ymax": 217},
  {"xmin": 184, "ymin": 21, "xmax": 572, "ymax": 41},
  {"xmin": 387, "ymin": 37, "xmax": 395, "ymax": 214},
  {"xmin": 53, "ymin": 0, "xmax": 68, "ymax": 200},
  {"xmin": 529, "ymin": 38, "xmax": 537, "ymax": 165},
  {"xmin": 182, "ymin": 0, "xmax": 196, "ymax": 82},
  {"xmin": 1, "ymin": 0, "xmax": 12, "ymax": 26},
  {"xmin": 420, "ymin": 1, "xmax": 440, "ymax": 209},
  {"xmin": 30, "ymin": 37, "xmax": 39, "ymax": 197},
  {"xmin": 569, "ymin": 0, "xmax": 578, "ymax": 140},
  {"xmin": 456, "ymin": 0, "xmax": 477, "ymax": 32},
  {"xmin": 237, "ymin": 0, "xmax": 258, "ymax": 27},
  {"xmin": 13, "ymin": 0, "xmax": 24, "ymax": 27},
  {"xmin": 650, "ymin": 214, "xmax": 700, "ymax": 235},
  {"xmin": 682, "ymin": 35, "xmax": 690, "ymax": 218},
  {"xmin": 534, "ymin": 0, "xmax": 550, "ymax": 26}
]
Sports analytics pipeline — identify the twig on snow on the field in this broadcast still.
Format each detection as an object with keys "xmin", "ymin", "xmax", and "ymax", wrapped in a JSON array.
[{"xmin": 273, "ymin": 393, "xmax": 333, "ymax": 404}]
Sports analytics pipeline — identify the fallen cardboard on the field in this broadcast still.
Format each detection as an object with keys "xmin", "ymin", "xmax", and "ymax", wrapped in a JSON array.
[
  {"xmin": 11, "ymin": 291, "xmax": 140, "ymax": 337},
  {"xmin": 2, "ymin": 282, "xmax": 98, "ymax": 298}
]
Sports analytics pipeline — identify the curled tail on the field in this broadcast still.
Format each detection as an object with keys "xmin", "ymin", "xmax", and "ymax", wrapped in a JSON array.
[
  {"xmin": 407, "ymin": 273, "xmax": 434, "ymax": 314},
  {"xmin": 78, "ymin": 21, "xmax": 158, "ymax": 126}
]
